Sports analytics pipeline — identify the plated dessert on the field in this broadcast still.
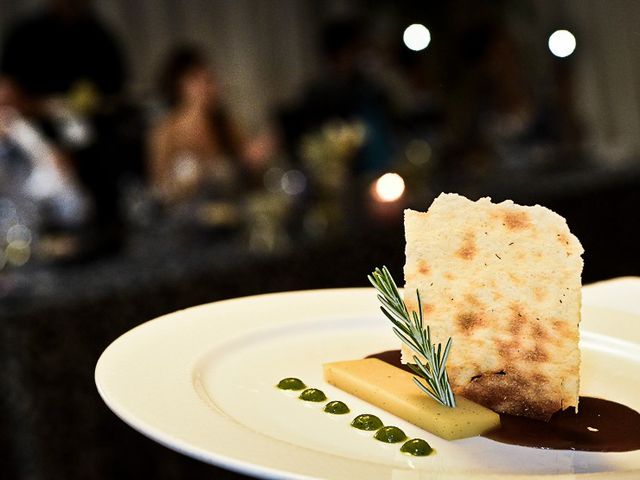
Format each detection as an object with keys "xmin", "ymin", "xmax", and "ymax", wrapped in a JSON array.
[
  {"xmin": 278, "ymin": 193, "xmax": 640, "ymax": 456},
  {"xmin": 95, "ymin": 192, "xmax": 640, "ymax": 478}
]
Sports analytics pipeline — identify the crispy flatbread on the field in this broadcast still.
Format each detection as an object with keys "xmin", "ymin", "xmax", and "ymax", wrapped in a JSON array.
[{"xmin": 403, "ymin": 193, "xmax": 583, "ymax": 420}]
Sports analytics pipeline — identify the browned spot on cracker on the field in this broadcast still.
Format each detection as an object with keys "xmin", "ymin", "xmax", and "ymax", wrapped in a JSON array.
[
  {"xmin": 455, "ymin": 233, "xmax": 477, "ymax": 260},
  {"xmin": 454, "ymin": 230, "xmax": 478, "ymax": 260},
  {"xmin": 533, "ymin": 287, "xmax": 547, "ymax": 301},
  {"xmin": 508, "ymin": 304, "xmax": 526, "ymax": 335},
  {"xmin": 405, "ymin": 300, "xmax": 418, "ymax": 315},
  {"xmin": 496, "ymin": 339, "xmax": 518, "ymax": 360},
  {"xmin": 531, "ymin": 323, "xmax": 549, "ymax": 340},
  {"xmin": 509, "ymin": 318, "xmax": 523, "ymax": 336},
  {"xmin": 557, "ymin": 233, "xmax": 569, "ymax": 245},
  {"xmin": 503, "ymin": 211, "xmax": 531, "ymax": 230},
  {"xmin": 552, "ymin": 319, "xmax": 571, "ymax": 336},
  {"xmin": 464, "ymin": 294, "xmax": 481, "ymax": 306},
  {"xmin": 418, "ymin": 260, "xmax": 430, "ymax": 275},
  {"xmin": 549, "ymin": 319, "xmax": 577, "ymax": 344},
  {"xmin": 457, "ymin": 369, "xmax": 559, "ymax": 420},
  {"xmin": 508, "ymin": 272, "xmax": 522, "ymax": 285},
  {"xmin": 456, "ymin": 245, "xmax": 476, "ymax": 259},
  {"xmin": 456, "ymin": 312, "xmax": 483, "ymax": 332},
  {"xmin": 524, "ymin": 346, "xmax": 548, "ymax": 362},
  {"xmin": 421, "ymin": 303, "xmax": 435, "ymax": 315},
  {"xmin": 443, "ymin": 272, "xmax": 455, "ymax": 280},
  {"xmin": 532, "ymin": 373, "xmax": 547, "ymax": 384}
]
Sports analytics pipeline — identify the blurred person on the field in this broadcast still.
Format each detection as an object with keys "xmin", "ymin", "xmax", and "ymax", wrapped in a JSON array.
[
  {"xmin": 148, "ymin": 45, "xmax": 271, "ymax": 205},
  {"xmin": 0, "ymin": 106, "xmax": 90, "ymax": 228},
  {"xmin": 444, "ymin": 25, "xmax": 529, "ymax": 168},
  {"xmin": 387, "ymin": 43, "xmax": 445, "ymax": 133},
  {"xmin": 0, "ymin": 0, "xmax": 125, "ymax": 108},
  {"xmin": 0, "ymin": 0, "xmax": 132, "ymax": 255},
  {"xmin": 281, "ymin": 18, "xmax": 396, "ymax": 176}
]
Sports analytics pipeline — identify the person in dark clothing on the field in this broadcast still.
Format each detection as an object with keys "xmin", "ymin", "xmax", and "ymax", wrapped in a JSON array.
[
  {"xmin": 280, "ymin": 18, "xmax": 396, "ymax": 176},
  {"xmin": 0, "ymin": 0, "xmax": 130, "ymax": 258},
  {"xmin": 0, "ymin": 0, "xmax": 125, "ymax": 102}
]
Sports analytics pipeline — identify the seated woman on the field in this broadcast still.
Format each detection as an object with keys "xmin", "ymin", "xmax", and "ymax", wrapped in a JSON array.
[{"xmin": 148, "ymin": 45, "xmax": 261, "ymax": 205}]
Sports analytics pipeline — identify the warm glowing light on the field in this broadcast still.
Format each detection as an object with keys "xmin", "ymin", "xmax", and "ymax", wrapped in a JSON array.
[
  {"xmin": 548, "ymin": 30, "xmax": 576, "ymax": 58},
  {"xmin": 6, "ymin": 240, "xmax": 30, "ymax": 266},
  {"xmin": 374, "ymin": 173, "xmax": 405, "ymax": 202},
  {"xmin": 403, "ymin": 24, "xmax": 431, "ymax": 52}
]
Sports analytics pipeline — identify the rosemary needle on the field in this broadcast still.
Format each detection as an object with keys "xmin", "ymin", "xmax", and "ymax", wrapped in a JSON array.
[{"xmin": 368, "ymin": 266, "xmax": 456, "ymax": 408}]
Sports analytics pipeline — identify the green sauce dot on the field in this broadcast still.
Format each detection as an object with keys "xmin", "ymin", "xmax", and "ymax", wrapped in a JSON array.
[
  {"xmin": 400, "ymin": 438, "xmax": 433, "ymax": 456},
  {"xmin": 324, "ymin": 401, "xmax": 350, "ymax": 414},
  {"xmin": 298, "ymin": 388, "xmax": 327, "ymax": 402},
  {"xmin": 374, "ymin": 426, "xmax": 407, "ymax": 443},
  {"xmin": 277, "ymin": 378, "xmax": 306, "ymax": 390},
  {"xmin": 351, "ymin": 414, "xmax": 384, "ymax": 431}
]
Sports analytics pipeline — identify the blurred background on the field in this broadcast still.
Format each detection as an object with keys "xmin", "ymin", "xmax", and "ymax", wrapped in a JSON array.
[{"xmin": 0, "ymin": 0, "xmax": 638, "ymax": 478}]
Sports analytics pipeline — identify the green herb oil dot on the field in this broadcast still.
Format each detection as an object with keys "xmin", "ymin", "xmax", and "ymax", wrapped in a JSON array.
[
  {"xmin": 277, "ymin": 378, "xmax": 306, "ymax": 390},
  {"xmin": 351, "ymin": 414, "xmax": 384, "ymax": 431},
  {"xmin": 400, "ymin": 438, "xmax": 433, "ymax": 456},
  {"xmin": 324, "ymin": 401, "xmax": 350, "ymax": 414},
  {"xmin": 374, "ymin": 426, "xmax": 407, "ymax": 443},
  {"xmin": 298, "ymin": 388, "xmax": 327, "ymax": 402}
]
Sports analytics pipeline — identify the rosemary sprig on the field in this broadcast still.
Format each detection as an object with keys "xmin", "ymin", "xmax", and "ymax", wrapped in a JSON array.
[{"xmin": 368, "ymin": 266, "xmax": 456, "ymax": 407}]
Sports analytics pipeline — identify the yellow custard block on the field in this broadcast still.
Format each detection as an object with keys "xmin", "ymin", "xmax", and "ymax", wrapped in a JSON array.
[{"xmin": 324, "ymin": 358, "xmax": 500, "ymax": 440}]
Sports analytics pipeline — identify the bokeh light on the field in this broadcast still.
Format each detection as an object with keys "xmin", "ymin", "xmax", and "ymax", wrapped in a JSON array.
[
  {"xmin": 405, "ymin": 139, "xmax": 432, "ymax": 166},
  {"xmin": 281, "ymin": 169, "xmax": 306, "ymax": 195},
  {"xmin": 7, "ymin": 224, "xmax": 32, "ymax": 244},
  {"xmin": 6, "ymin": 240, "xmax": 30, "ymax": 266},
  {"xmin": 403, "ymin": 24, "xmax": 431, "ymax": 52},
  {"xmin": 373, "ymin": 173, "xmax": 405, "ymax": 203},
  {"xmin": 263, "ymin": 167, "xmax": 285, "ymax": 193},
  {"xmin": 548, "ymin": 30, "xmax": 576, "ymax": 58}
]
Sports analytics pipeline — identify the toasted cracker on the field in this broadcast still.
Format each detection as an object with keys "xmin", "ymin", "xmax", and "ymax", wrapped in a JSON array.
[{"xmin": 403, "ymin": 193, "xmax": 583, "ymax": 420}]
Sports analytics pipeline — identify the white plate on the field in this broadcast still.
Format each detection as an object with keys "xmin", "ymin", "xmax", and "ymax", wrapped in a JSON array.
[{"xmin": 95, "ymin": 288, "xmax": 640, "ymax": 479}]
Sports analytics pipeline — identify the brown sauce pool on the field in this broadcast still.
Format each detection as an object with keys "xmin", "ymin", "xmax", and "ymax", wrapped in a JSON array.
[{"xmin": 366, "ymin": 350, "xmax": 640, "ymax": 452}]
